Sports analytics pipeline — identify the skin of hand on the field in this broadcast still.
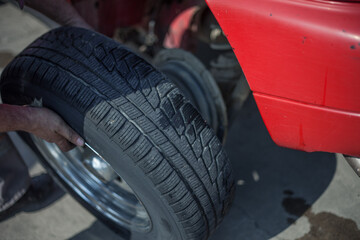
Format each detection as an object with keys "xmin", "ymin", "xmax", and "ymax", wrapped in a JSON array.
[
  {"xmin": 0, "ymin": 104, "xmax": 84, "ymax": 152},
  {"xmin": 27, "ymin": 107, "xmax": 85, "ymax": 152}
]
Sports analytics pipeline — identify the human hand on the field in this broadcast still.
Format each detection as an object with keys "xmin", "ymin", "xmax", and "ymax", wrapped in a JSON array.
[{"xmin": 26, "ymin": 107, "xmax": 84, "ymax": 152}]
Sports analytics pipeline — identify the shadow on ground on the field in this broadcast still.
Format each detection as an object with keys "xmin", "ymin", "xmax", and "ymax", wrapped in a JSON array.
[
  {"xmin": 209, "ymin": 96, "xmax": 336, "ymax": 239},
  {"xmin": 68, "ymin": 221, "xmax": 120, "ymax": 240},
  {"xmin": 0, "ymin": 173, "xmax": 65, "ymax": 222}
]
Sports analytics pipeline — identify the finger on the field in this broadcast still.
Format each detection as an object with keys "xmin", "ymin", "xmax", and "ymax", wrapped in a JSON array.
[
  {"xmin": 56, "ymin": 121, "xmax": 84, "ymax": 147},
  {"xmin": 56, "ymin": 138, "xmax": 76, "ymax": 152}
]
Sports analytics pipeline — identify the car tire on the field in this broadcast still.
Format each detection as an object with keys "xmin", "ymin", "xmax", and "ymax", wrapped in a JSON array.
[{"xmin": 0, "ymin": 26, "xmax": 234, "ymax": 240}]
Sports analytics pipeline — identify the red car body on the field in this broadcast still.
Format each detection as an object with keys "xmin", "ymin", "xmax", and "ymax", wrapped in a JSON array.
[
  {"xmin": 207, "ymin": 0, "xmax": 360, "ymax": 157},
  {"xmin": 71, "ymin": 0, "xmax": 360, "ymax": 157}
]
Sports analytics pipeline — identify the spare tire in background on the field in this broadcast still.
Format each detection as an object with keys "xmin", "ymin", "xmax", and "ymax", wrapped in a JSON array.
[
  {"xmin": 0, "ymin": 27, "xmax": 234, "ymax": 240},
  {"xmin": 153, "ymin": 48, "xmax": 228, "ymax": 143}
]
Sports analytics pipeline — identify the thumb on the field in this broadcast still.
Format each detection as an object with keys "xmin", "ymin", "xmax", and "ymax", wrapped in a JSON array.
[{"xmin": 56, "ymin": 122, "xmax": 84, "ymax": 147}]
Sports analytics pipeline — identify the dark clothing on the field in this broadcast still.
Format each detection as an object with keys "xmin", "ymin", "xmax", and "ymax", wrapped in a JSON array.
[{"xmin": 0, "ymin": 133, "xmax": 30, "ymax": 212}]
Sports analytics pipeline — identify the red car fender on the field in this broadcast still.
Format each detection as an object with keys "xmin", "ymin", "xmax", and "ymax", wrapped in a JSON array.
[{"xmin": 206, "ymin": 0, "xmax": 360, "ymax": 156}]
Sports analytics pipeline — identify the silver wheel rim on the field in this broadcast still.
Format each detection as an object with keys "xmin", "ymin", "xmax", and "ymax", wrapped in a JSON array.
[{"xmin": 31, "ymin": 135, "xmax": 152, "ymax": 233}]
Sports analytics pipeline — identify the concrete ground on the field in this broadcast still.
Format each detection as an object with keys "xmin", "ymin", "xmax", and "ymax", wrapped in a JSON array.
[{"xmin": 0, "ymin": 3, "xmax": 359, "ymax": 240}]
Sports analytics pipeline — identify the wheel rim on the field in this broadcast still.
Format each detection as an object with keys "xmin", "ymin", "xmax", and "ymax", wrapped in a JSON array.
[{"xmin": 31, "ymin": 135, "xmax": 152, "ymax": 233}]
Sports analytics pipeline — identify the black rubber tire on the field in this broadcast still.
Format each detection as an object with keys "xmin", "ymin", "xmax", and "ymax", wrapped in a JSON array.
[
  {"xmin": 153, "ymin": 49, "xmax": 228, "ymax": 143},
  {"xmin": 0, "ymin": 27, "xmax": 234, "ymax": 240}
]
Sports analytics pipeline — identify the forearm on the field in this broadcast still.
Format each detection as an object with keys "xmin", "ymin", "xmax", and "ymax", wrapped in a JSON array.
[
  {"xmin": 0, "ymin": 104, "xmax": 84, "ymax": 151},
  {"xmin": 0, "ymin": 104, "xmax": 32, "ymax": 133},
  {"xmin": 24, "ymin": 0, "xmax": 92, "ymax": 29}
]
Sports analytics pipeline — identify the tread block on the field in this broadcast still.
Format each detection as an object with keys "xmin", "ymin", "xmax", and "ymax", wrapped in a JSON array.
[
  {"xmin": 33, "ymin": 64, "xmax": 50, "ymax": 85},
  {"xmin": 86, "ymin": 98, "xmax": 111, "ymax": 124},
  {"xmin": 200, "ymin": 127, "xmax": 213, "ymax": 147},
  {"xmin": 171, "ymin": 191, "xmax": 192, "ymax": 213},
  {"xmin": 153, "ymin": 108, "xmax": 171, "ymax": 130},
  {"xmin": 147, "ymin": 88, "xmax": 160, "ymax": 108},
  {"xmin": 133, "ymin": 115, "xmax": 156, "ymax": 133},
  {"xmin": 146, "ymin": 70, "xmax": 163, "ymax": 88},
  {"xmin": 164, "ymin": 181, "xmax": 188, "ymax": 205},
  {"xmin": 79, "ymin": 71, "xmax": 97, "ymax": 85},
  {"xmin": 120, "ymin": 102, "xmax": 143, "ymax": 119},
  {"xmin": 171, "ymin": 112, "xmax": 186, "ymax": 136},
  {"xmin": 111, "ymin": 48, "xmax": 128, "ymax": 66},
  {"xmin": 215, "ymin": 149, "xmax": 227, "ymax": 172},
  {"xmin": 148, "ymin": 129, "xmax": 168, "ymax": 145},
  {"xmin": 18, "ymin": 57, "xmax": 35, "ymax": 74},
  {"xmin": 90, "ymin": 78, "xmax": 116, "ymax": 95},
  {"xmin": 67, "ymin": 63, "xmax": 87, "ymax": 76},
  {"xmin": 40, "ymin": 65, "xmax": 58, "ymax": 89},
  {"xmin": 51, "ymin": 72, "xmax": 69, "ymax": 92},
  {"xmin": 102, "ymin": 53, "xmax": 115, "ymax": 72},
  {"xmin": 114, "ymin": 121, "xmax": 140, "ymax": 150},
  {"xmin": 185, "ymin": 125, "xmax": 196, "ymax": 145},
  {"xmin": 168, "ymin": 89, "xmax": 185, "ymax": 111},
  {"xmin": 99, "ymin": 108, "xmax": 126, "ymax": 136},
  {"xmin": 94, "ymin": 44, "xmax": 107, "ymax": 61},
  {"xmin": 176, "ymin": 201, "xmax": 198, "ymax": 220},
  {"xmin": 140, "ymin": 78, "xmax": 151, "ymax": 96},
  {"xmin": 139, "ymin": 100, "xmax": 156, "ymax": 115},
  {"xmin": 181, "ymin": 103, "xmax": 197, "ymax": 124},
  {"xmin": 159, "ymin": 141, "xmax": 178, "ymax": 158},
  {"xmin": 110, "ymin": 95, "xmax": 128, "ymax": 107},
  {"xmin": 126, "ymin": 91, "xmax": 147, "ymax": 106},
  {"xmin": 208, "ymin": 163, "xmax": 218, "ymax": 185},
  {"xmin": 160, "ymin": 98, "xmax": 175, "ymax": 120},
  {"xmin": 193, "ymin": 116, "xmax": 205, "ymax": 135},
  {"xmin": 147, "ymin": 159, "xmax": 173, "ymax": 185},
  {"xmin": 168, "ymin": 153, "xmax": 187, "ymax": 170},
  {"xmin": 63, "ymin": 80, "xmax": 81, "ymax": 99},
  {"xmin": 192, "ymin": 139, "xmax": 203, "ymax": 159},
  {"xmin": 127, "ymin": 135, "xmax": 152, "ymax": 161},
  {"xmin": 157, "ymin": 171, "xmax": 180, "ymax": 194},
  {"xmin": 115, "ymin": 56, "xmax": 130, "ymax": 77},
  {"xmin": 178, "ymin": 165, "xmax": 195, "ymax": 180},
  {"xmin": 124, "ymin": 54, "xmax": 142, "ymax": 69},
  {"xmin": 73, "ymin": 87, "xmax": 96, "ymax": 113},
  {"xmin": 202, "ymin": 147, "xmax": 212, "ymax": 168},
  {"xmin": 156, "ymin": 81, "xmax": 174, "ymax": 98},
  {"xmin": 134, "ymin": 62, "xmax": 154, "ymax": 79},
  {"xmin": 137, "ymin": 147, "xmax": 163, "ymax": 171},
  {"xmin": 27, "ymin": 59, "xmax": 42, "ymax": 81},
  {"xmin": 209, "ymin": 137, "xmax": 222, "ymax": 160},
  {"xmin": 58, "ymin": 57, "xmax": 75, "ymax": 69},
  {"xmin": 182, "ymin": 213, "xmax": 204, "ymax": 230},
  {"xmin": 186, "ymin": 174, "xmax": 204, "ymax": 190},
  {"xmin": 75, "ymin": 39, "xmax": 93, "ymax": 57}
]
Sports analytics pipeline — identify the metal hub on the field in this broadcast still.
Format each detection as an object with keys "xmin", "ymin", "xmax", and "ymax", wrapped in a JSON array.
[
  {"xmin": 82, "ymin": 146, "xmax": 117, "ymax": 182},
  {"xmin": 31, "ymin": 136, "xmax": 151, "ymax": 232}
]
